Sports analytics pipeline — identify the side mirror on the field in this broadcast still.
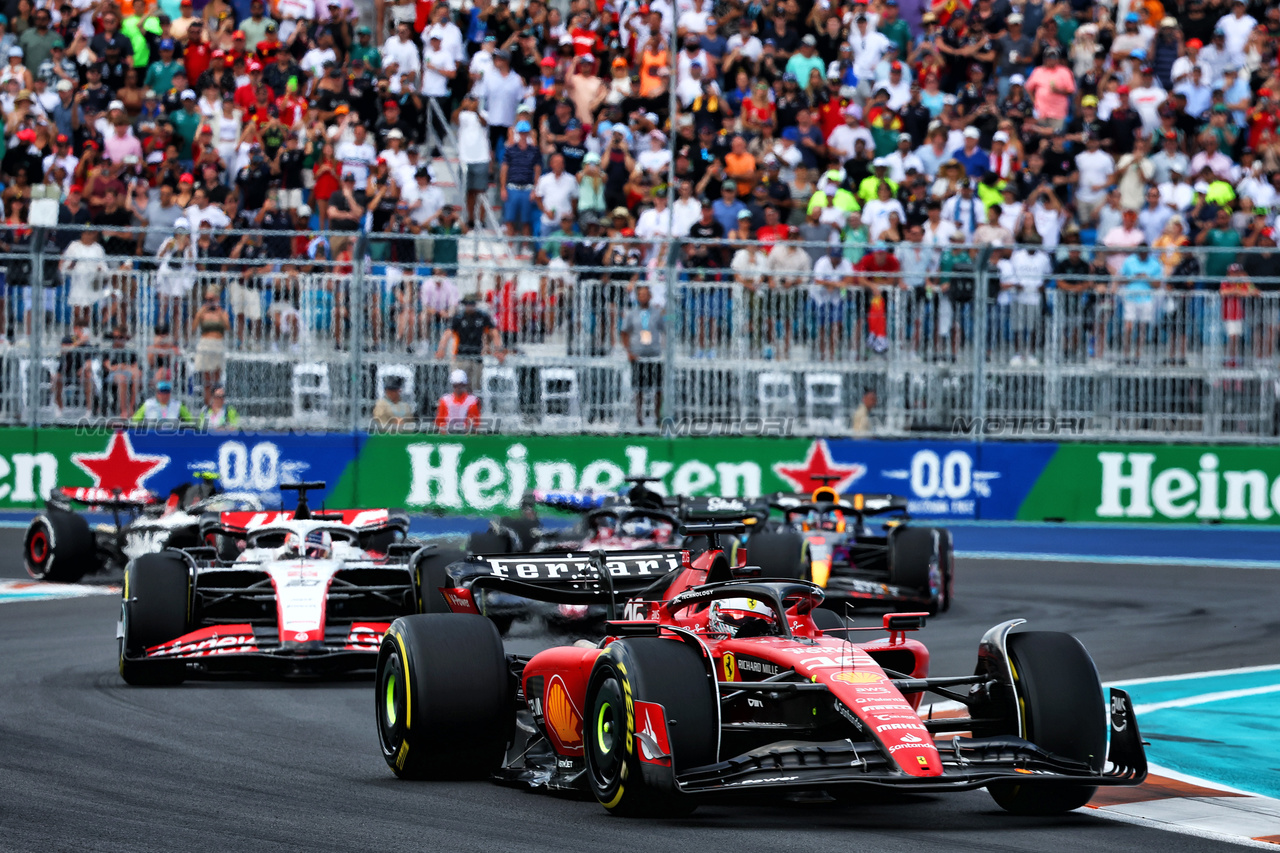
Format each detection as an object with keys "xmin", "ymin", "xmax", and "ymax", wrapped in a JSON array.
[{"xmin": 884, "ymin": 612, "xmax": 927, "ymax": 631}]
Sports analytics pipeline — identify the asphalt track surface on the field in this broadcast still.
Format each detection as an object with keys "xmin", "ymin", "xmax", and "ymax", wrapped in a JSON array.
[{"xmin": 2, "ymin": 527, "xmax": 1276, "ymax": 853}]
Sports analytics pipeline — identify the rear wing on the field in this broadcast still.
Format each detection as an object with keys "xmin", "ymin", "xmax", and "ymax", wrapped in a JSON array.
[
  {"xmin": 677, "ymin": 496, "xmax": 771, "ymax": 524},
  {"xmin": 769, "ymin": 492, "xmax": 909, "ymax": 516},
  {"xmin": 211, "ymin": 508, "xmax": 406, "ymax": 535},
  {"xmin": 846, "ymin": 493, "xmax": 909, "ymax": 515},
  {"xmin": 524, "ymin": 479, "xmax": 680, "ymax": 515},
  {"xmin": 443, "ymin": 550, "xmax": 687, "ymax": 608},
  {"xmin": 53, "ymin": 486, "xmax": 157, "ymax": 508},
  {"xmin": 526, "ymin": 490, "xmax": 611, "ymax": 513}
]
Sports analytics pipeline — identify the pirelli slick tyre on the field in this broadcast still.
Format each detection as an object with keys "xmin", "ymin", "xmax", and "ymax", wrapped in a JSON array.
[
  {"xmin": 119, "ymin": 554, "xmax": 191, "ymax": 686},
  {"xmin": 468, "ymin": 528, "xmax": 513, "ymax": 555},
  {"xmin": 376, "ymin": 614, "xmax": 512, "ymax": 780},
  {"xmin": 746, "ymin": 532, "xmax": 808, "ymax": 581},
  {"xmin": 585, "ymin": 638, "xmax": 717, "ymax": 817},
  {"xmin": 987, "ymin": 632, "xmax": 1107, "ymax": 815},
  {"xmin": 888, "ymin": 527, "xmax": 943, "ymax": 614},
  {"xmin": 937, "ymin": 529, "xmax": 955, "ymax": 612},
  {"xmin": 25, "ymin": 510, "xmax": 98, "ymax": 583},
  {"xmin": 498, "ymin": 516, "xmax": 540, "ymax": 551},
  {"xmin": 412, "ymin": 547, "xmax": 466, "ymax": 614}
]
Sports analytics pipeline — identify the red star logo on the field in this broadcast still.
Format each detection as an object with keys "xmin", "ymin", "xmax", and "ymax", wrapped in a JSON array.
[
  {"xmin": 773, "ymin": 440, "xmax": 865, "ymax": 494},
  {"xmin": 72, "ymin": 432, "xmax": 168, "ymax": 497}
]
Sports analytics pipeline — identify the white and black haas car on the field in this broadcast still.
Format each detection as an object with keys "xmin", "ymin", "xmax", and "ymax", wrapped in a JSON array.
[
  {"xmin": 24, "ymin": 473, "xmax": 265, "ymax": 583},
  {"xmin": 117, "ymin": 482, "xmax": 429, "ymax": 685}
]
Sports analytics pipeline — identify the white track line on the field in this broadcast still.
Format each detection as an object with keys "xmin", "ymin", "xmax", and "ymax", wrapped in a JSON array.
[
  {"xmin": 1135, "ymin": 684, "xmax": 1280, "ymax": 714},
  {"xmin": 956, "ymin": 550, "xmax": 1280, "ymax": 569},
  {"xmin": 1110, "ymin": 664, "xmax": 1280, "ymax": 687},
  {"xmin": 1085, "ymin": 807, "xmax": 1280, "ymax": 850}
]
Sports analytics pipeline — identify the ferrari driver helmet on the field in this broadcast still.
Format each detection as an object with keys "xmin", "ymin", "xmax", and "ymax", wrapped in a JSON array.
[
  {"xmin": 303, "ymin": 529, "xmax": 333, "ymax": 559},
  {"xmin": 707, "ymin": 597, "xmax": 777, "ymax": 638}
]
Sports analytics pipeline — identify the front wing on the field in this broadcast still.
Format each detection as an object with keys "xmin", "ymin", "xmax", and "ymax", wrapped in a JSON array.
[
  {"xmin": 675, "ymin": 688, "xmax": 1147, "ymax": 796},
  {"xmin": 122, "ymin": 622, "xmax": 389, "ymax": 675}
]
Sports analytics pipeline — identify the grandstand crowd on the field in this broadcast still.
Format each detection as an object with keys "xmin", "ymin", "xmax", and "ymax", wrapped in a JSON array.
[{"xmin": 0, "ymin": 0, "xmax": 1278, "ymax": 380}]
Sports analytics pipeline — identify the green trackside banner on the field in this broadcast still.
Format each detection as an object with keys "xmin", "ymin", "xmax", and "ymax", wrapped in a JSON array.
[
  {"xmin": 1017, "ymin": 443, "xmax": 1280, "ymax": 524},
  {"xmin": 334, "ymin": 435, "xmax": 820, "ymax": 512},
  {"xmin": 4, "ymin": 426, "xmax": 1280, "ymax": 524}
]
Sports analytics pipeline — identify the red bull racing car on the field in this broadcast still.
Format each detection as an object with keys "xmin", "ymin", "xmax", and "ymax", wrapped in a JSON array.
[
  {"xmin": 117, "ymin": 483, "xmax": 428, "ymax": 685},
  {"xmin": 375, "ymin": 524, "xmax": 1146, "ymax": 817},
  {"xmin": 746, "ymin": 480, "xmax": 955, "ymax": 614}
]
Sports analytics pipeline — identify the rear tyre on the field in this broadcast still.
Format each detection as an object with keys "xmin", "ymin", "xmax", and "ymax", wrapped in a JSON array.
[
  {"xmin": 585, "ymin": 638, "xmax": 717, "ymax": 817},
  {"xmin": 119, "ymin": 554, "xmax": 190, "ymax": 686},
  {"xmin": 498, "ymin": 516, "xmax": 540, "ymax": 550},
  {"xmin": 746, "ymin": 532, "xmax": 808, "ymax": 581},
  {"xmin": 412, "ymin": 547, "xmax": 466, "ymax": 614},
  {"xmin": 888, "ymin": 527, "xmax": 942, "ymax": 614},
  {"xmin": 467, "ymin": 528, "xmax": 513, "ymax": 555},
  {"xmin": 936, "ymin": 530, "xmax": 954, "ymax": 612},
  {"xmin": 376, "ymin": 613, "xmax": 512, "ymax": 779},
  {"xmin": 987, "ymin": 631, "xmax": 1106, "ymax": 815},
  {"xmin": 25, "ymin": 511, "xmax": 99, "ymax": 583}
]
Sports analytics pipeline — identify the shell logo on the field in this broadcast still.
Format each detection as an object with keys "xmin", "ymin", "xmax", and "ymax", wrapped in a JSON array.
[
  {"xmin": 832, "ymin": 671, "xmax": 884, "ymax": 685},
  {"xmin": 545, "ymin": 677, "xmax": 582, "ymax": 747}
]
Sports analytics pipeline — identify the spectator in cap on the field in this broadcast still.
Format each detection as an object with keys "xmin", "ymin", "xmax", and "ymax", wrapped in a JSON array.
[
  {"xmin": 145, "ymin": 38, "xmax": 183, "ymax": 94},
  {"xmin": 940, "ymin": 176, "xmax": 985, "ymax": 241},
  {"xmin": 350, "ymin": 25, "xmax": 380, "ymax": 71},
  {"xmin": 5, "ymin": 45, "xmax": 32, "ymax": 91},
  {"xmin": 951, "ymin": 126, "xmax": 988, "ymax": 178},
  {"xmin": 501, "ymin": 119, "xmax": 541, "ymax": 238},
  {"xmin": 437, "ymin": 295, "xmax": 504, "ymax": 391},
  {"xmin": 1024, "ymin": 48, "xmax": 1075, "ymax": 133},
  {"xmin": 421, "ymin": 31, "xmax": 455, "ymax": 149},
  {"xmin": 478, "ymin": 45, "xmax": 522, "ymax": 165},
  {"xmin": 132, "ymin": 374, "xmax": 195, "ymax": 424},
  {"xmin": 435, "ymin": 368, "xmax": 481, "ymax": 432},
  {"xmin": 373, "ymin": 374, "xmax": 413, "ymax": 428},
  {"xmin": 786, "ymin": 33, "xmax": 825, "ymax": 84},
  {"xmin": 194, "ymin": 381, "xmax": 239, "ymax": 430}
]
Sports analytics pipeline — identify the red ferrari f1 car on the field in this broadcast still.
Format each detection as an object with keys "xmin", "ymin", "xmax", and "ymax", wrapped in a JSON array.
[{"xmin": 375, "ymin": 524, "xmax": 1146, "ymax": 816}]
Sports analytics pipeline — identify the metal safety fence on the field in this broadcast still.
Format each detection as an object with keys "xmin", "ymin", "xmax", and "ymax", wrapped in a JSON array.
[{"xmin": 1, "ymin": 226, "xmax": 1278, "ymax": 441}]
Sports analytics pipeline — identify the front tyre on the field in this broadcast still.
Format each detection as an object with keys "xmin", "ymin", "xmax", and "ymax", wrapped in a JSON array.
[
  {"xmin": 987, "ymin": 631, "xmax": 1107, "ymax": 815},
  {"xmin": 376, "ymin": 613, "xmax": 512, "ymax": 779},
  {"xmin": 585, "ymin": 638, "xmax": 717, "ymax": 817},
  {"xmin": 119, "ymin": 554, "xmax": 191, "ymax": 686}
]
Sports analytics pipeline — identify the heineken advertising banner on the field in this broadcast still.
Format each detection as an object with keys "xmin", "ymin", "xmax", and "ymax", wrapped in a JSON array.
[{"xmin": 2, "ymin": 427, "xmax": 1279, "ymax": 524}]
